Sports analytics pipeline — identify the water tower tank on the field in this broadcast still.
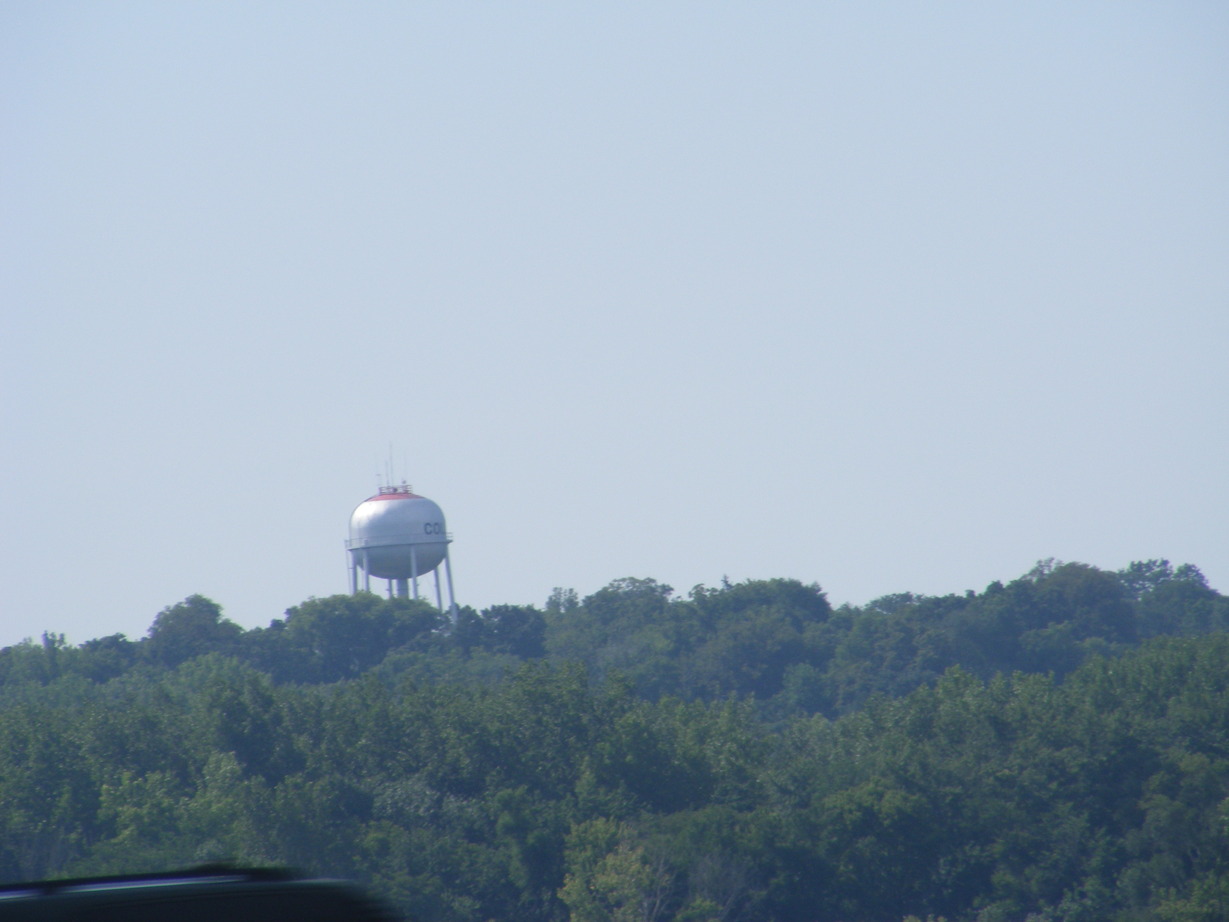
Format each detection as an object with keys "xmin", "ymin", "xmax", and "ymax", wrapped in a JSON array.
[{"xmin": 346, "ymin": 484, "xmax": 456, "ymax": 611}]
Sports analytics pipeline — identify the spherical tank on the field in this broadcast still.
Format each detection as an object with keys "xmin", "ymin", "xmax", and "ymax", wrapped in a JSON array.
[{"xmin": 347, "ymin": 487, "xmax": 449, "ymax": 579}]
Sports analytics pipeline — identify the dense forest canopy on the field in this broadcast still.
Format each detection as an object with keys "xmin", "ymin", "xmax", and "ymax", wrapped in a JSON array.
[{"xmin": 1, "ymin": 559, "xmax": 1227, "ymax": 921}]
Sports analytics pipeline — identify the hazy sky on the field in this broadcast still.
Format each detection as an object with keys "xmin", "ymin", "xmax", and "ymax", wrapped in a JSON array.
[{"xmin": 3, "ymin": 3, "xmax": 1226, "ymax": 649}]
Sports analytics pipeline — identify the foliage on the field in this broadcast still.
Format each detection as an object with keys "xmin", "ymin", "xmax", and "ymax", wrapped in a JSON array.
[{"xmin": 0, "ymin": 561, "xmax": 1227, "ymax": 920}]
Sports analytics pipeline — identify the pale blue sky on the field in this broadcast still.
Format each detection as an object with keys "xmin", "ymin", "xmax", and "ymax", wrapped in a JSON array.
[{"xmin": 3, "ymin": 3, "xmax": 1226, "ymax": 648}]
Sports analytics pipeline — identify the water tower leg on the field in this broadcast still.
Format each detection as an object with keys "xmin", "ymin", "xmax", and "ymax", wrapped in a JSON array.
[
  {"xmin": 362, "ymin": 549, "xmax": 371, "ymax": 592},
  {"xmin": 444, "ymin": 551, "xmax": 457, "ymax": 617},
  {"xmin": 349, "ymin": 555, "xmax": 357, "ymax": 595},
  {"xmin": 395, "ymin": 577, "xmax": 409, "ymax": 598},
  {"xmin": 433, "ymin": 569, "xmax": 444, "ymax": 611},
  {"xmin": 410, "ymin": 545, "xmax": 420, "ymax": 600}
]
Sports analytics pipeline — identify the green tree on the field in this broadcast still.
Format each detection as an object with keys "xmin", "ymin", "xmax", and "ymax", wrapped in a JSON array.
[
  {"xmin": 560, "ymin": 819, "xmax": 674, "ymax": 922},
  {"xmin": 145, "ymin": 595, "xmax": 241, "ymax": 668},
  {"xmin": 0, "ymin": 703, "xmax": 98, "ymax": 879},
  {"xmin": 272, "ymin": 593, "xmax": 443, "ymax": 682}
]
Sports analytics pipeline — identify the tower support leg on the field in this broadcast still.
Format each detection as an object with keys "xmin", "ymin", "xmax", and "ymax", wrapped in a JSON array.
[{"xmin": 444, "ymin": 551, "xmax": 457, "ymax": 618}]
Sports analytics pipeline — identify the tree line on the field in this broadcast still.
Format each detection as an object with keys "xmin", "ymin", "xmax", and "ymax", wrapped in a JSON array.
[{"xmin": 0, "ymin": 559, "xmax": 1226, "ymax": 920}]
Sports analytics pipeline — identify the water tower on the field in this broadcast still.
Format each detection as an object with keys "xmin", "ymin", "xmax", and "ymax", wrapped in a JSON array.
[{"xmin": 346, "ymin": 483, "xmax": 457, "ymax": 614}]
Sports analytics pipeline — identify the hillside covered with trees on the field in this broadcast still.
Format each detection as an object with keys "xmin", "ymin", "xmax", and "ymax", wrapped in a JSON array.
[{"xmin": 1, "ymin": 559, "xmax": 1227, "ymax": 921}]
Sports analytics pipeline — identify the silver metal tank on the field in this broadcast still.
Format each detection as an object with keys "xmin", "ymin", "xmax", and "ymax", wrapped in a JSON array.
[{"xmin": 347, "ymin": 485, "xmax": 449, "ymax": 579}]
